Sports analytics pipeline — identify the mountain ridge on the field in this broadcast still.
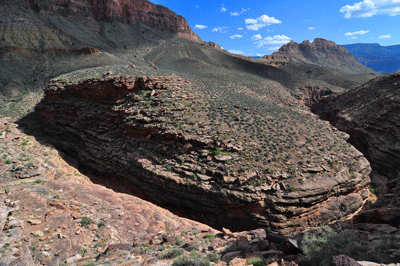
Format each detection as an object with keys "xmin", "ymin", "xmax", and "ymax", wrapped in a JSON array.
[
  {"xmin": 343, "ymin": 43, "xmax": 400, "ymax": 73},
  {"xmin": 263, "ymin": 38, "xmax": 377, "ymax": 75}
]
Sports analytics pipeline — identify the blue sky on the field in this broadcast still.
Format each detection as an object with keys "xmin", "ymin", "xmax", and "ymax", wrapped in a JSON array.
[{"xmin": 149, "ymin": 0, "xmax": 400, "ymax": 56}]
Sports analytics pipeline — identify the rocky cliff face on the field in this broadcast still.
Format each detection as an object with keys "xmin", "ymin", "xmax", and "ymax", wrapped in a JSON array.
[
  {"xmin": 24, "ymin": 0, "xmax": 200, "ymax": 41},
  {"xmin": 277, "ymin": 39, "xmax": 350, "ymax": 59},
  {"xmin": 312, "ymin": 73, "xmax": 400, "ymax": 179},
  {"xmin": 34, "ymin": 73, "xmax": 372, "ymax": 234},
  {"xmin": 270, "ymin": 38, "xmax": 377, "ymax": 75},
  {"xmin": 0, "ymin": 0, "xmax": 201, "ymax": 118}
]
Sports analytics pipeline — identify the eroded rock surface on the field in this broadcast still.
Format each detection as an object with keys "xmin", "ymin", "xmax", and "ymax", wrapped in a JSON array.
[
  {"xmin": 312, "ymin": 72, "xmax": 400, "ymax": 179},
  {"xmin": 8, "ymin": 0, "xmax": 200, "ymax": 41},
  {"xmin": 0, "ymin": 115, "xmax": 218, "ymax": 265},
  {"xmin": 33, "ymin": 74, "xmax": 371, "ymax": 234}
]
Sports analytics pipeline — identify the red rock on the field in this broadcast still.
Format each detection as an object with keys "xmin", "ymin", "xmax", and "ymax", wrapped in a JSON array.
[
  {"xmin": 229, "ymin": 258, "xmax": 247, "ymax": 266},
  {"xmin": 330, "ymin": 254, "xmax": 361, "ymax": 266},
  {"xmin": 222, "ymin": 227, "xmax": 234, "ymax": 237},
  {"xmin": 236, "ymin": 236, "xmax": 249, "ymax": 246},
  {"xmin": 71, "ymin": 212, "xmax": 82, "ymax": 219},
  {"xmin": 29, "ymin": 0, "xmax": 200, "ymax": 42}
]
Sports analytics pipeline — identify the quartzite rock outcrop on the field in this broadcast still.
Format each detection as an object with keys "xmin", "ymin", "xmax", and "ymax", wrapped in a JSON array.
[
  {"xmin": 265, "ymin": 38, "xmax": 377, "ymax": 75},
  {"xmin": 34, "ymin": 73, "xmax": 372, "ymax": 234},
  {"xmin": 312, "ymin": 72, "xmax": 400, "ymax": 179}
]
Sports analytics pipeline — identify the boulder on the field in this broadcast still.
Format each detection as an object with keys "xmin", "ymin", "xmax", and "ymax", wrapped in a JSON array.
[{"xmin": 330, "ymin": 255, "xmax": 361, "ymax": 266}]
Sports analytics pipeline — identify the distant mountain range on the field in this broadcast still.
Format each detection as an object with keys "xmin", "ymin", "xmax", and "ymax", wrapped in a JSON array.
[{"xmin": 342, "ymin": 43, "xmax": 400, "ymax": 74}]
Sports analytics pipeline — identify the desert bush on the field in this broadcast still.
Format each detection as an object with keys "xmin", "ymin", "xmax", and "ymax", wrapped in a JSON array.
[
  {"xmin": 157, "ymin": 248, "xmax": 184, "ymax": 259},
  {"xmin": 79, "ymin": 216, "xmax": 93, "ymax": 227},
  {"xmin": 206, "ymin": 252, "xmax": 220, "ymax": 263},
  {"xmin": 246, "ymin": 256, "xmax": 265, "ymax": 266},
  {"xmin": 301, "ymin": 225, "xmax": 361, "ymax": 266},
  {"xmin": 172, "ymin": 254, "xmax": 210, "ymax": 266}
]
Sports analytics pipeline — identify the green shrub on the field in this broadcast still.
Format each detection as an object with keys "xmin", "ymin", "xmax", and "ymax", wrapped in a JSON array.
[
  {"xmin": 246, "ymin": 256, "xmax": 265, "ymax": 266},
  {"xmin": 175, "ymin": 237, "xmax": 183, "ymax": 246},
  {"xmin": 172, "ymin": 254, "xmax": 210, "ymax": 266},
  {"xmin": 157, "ymin": 248, "xmax": 184, "ymax": 259},
  {"xmin": 79, "ymin": 216, "xmax": 93, "ymax": 227},
  {"xmin": 206, "ymin": 252, "xmax": 220, "ymax": 263},
  {"xmin": 205, "ymin": 234, "xmax": 215, "ymax": 240},
  {"xmin": 80, "ymin": 246, "xmax": 88, "ymax": 256},
  {"xmin": 301, "ymin": 225, "xmax": 362, "ymax": 266},
  {"xmin": 97, "ymin": 220, "xmax": 105, "ymax": 227}
]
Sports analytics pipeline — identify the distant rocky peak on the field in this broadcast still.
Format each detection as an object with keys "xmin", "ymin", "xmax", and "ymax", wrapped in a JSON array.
[
  {"xmin": 277, "ymin": 38, "xmax": 350, "ymax": 56},
  {"xmin": 270, "ymin": 38, "xmax": 377, "ymax": 75}
]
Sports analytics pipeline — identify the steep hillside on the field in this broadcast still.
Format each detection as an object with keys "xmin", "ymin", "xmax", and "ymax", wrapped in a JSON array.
[
  {"xmin": 262, "ymin": 38, "xmax": 377, "ymax": 75},
  {"xmin": 0, "ymin": 0, "xmax": 199, "ymax": 118},
  {"xmin": 343, "ymin": 43, "xmax": 400, "ymax": 74},
  {"xmin": 312, "ymin": 73, "xmax": 400, "ymax": 180}
]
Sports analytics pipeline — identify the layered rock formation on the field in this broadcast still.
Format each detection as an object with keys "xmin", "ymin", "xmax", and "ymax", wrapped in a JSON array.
[
  {"xmin": 35, "ymin": 73, "xmax": 371, "ymax": 234},
  {"xmin": 24, "ymin": 0, "xmax": 200, "ymax": 41},
  {"xmin": 263, "ymin": 38, "xmax": 377, "ymax": 75},
  {"xmin": 312, "ymin": 72, "xmax": 400, "ymax": 179},
  {"xmin": 0, "ymin": 0, "xmax": 200, "ymax": 118},
  {"xmin": 0, "ymin": 115, "xmax": 216, "ymax": 265}
]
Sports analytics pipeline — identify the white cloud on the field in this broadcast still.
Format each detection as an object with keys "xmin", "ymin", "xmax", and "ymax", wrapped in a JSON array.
[
  {"xmin": 309, "ymin": 27, "xmax": 315, "ymax": 30},
  {"xmin": 251, "ymin": 34, "xmax": 262, "ymax": 41},
  {"xmin": 351, "ymin": 36, "xmax": 358, "ymax": 39},
  {"xmin": 195, "ymin": 25, "xmax": 207, "ymax": 29},
  {"xmin": 254, "ymin": 35, "xmax": 291, "ymax": 48},
  {"xmin": 220, "ymin": 4, "xmax": 227, "ymax": 12},
  {"xmin": 344, "ymin": 30, "xmax": 370, "ymax": 36},
  {"xmin": 230, "ymin": 34, "xmax": 243, "ymax": 39},
  {"xmin": 268, "ymin": 46, "xmax": 281, "ymax": 50},
  {"xmin": 228, "ymin": 50, "xmax": 244, "ymax": 55},
  {"xmin": 340, "ymin": 0, "xmax": 400, "ymax": 18},
  {"xmin": 257, "ymin": 53, "xmax": 263, "ymax": 57},
  {"xmin": 212, "ymin": 26, "xmax": 229, "ymax": 33},
  {"xmin": 237, "ymin": 27, "xmax": 244, "ymax": 30},
  {"xmin": 230, "ymin": 8, "xmax": 249, "ymax": 16},
  {"xmin": 245, "ymin": 15, "xmax": 281, "ymax": 31},
  {"xmin": 379, "ymin": 34, "xmax": 391, "ymax": 38}
]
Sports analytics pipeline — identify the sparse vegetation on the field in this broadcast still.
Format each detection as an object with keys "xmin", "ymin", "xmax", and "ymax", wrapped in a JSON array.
[
  {"xmin": 80, "ymin": 246, "xmax": 88, "ymax": 256},
  {"xmin": 97, "ymin": 220, "xmax": 106, "ymax": 227},
  {"xmin": 172, "ymin": 250, "xmax": 210, "ymax": 266},
  {"xmin": 246, "ymin": 257, "xmax": 265, "ymax": 266},
  {"xmin": 157, "ymin": 248, "xmax": 184, "ymax": 259},
  {"xmin": 79, "ymin": 216, "xmax": 94, "ymax": 227}
]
